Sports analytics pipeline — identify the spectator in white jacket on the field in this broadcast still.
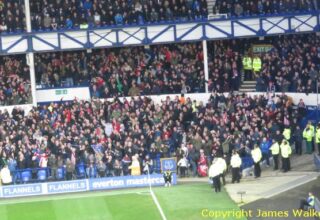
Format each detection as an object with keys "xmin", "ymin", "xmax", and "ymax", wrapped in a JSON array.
[
  {"xmin": 177, "ymin": 156, "xmax": 188, "ymax": 177},
  {"xmin": 209, "ymin": 158, "xmax": 224, "ymax": 193},
  {"xmin": 0, "ymin": 165, "xmax": 12, "ymax": 185},
  {"xmin": 230, "ymin": 150, "xmax": 242, "ymax": 183}
]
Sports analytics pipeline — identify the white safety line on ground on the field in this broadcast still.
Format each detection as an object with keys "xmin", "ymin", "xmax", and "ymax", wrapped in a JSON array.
[{"xmin": 264, "ymin": 174, "xmax": 319, "ymax": 199}]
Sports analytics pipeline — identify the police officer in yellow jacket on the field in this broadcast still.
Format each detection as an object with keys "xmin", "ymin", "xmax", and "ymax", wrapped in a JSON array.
[
  {"xmin": 300, "ymin": 192, "xmax": 315, "ymax": 210},
  {"xmin": 280, "ymin": 140, "xmax": 292, "ymax": 172},
  {"xmin": 230, "ymin": 150, "xmax": 242, "ymax": 183},
  {"xmin": 252, "ymin": 55, "xmax": 262, "ymax": 78},
  {"xmin": 303, "ymin": 124, "xmax": 314, "ymax": 154},
  {"xmin": 283, "ymin": 126, "xmax": 291, "ymax": 143},
  {"xmin": 192, "ymin": 100, "xmax": 198, "ymax": 113},
  {"xmin": 310, "ymin": 121, "xmax": 315, "ymax": 151},
  {"xmin": 251, "ymin": 144, "xmax": 262, "ymax": 178},
  {"xmin": 316, "ymin": 123, "xmax": 320, "ymax": 155},
  {"xmin": 242, "ymin": 55, "xmax": 252, "ymax": 80},
  {"xmin": 270, "ymin": 140, "xmax": 280, "ymax": 170}
]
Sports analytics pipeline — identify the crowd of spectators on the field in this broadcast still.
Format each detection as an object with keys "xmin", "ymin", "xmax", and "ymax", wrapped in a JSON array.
[
  {"xmin": 34, "ymin": 33, "xmax": 320, "ymax": 96},
  {"xmin": 207, "ymin": 33, "xmax": 320, "ymax": 94},
  {"xmin": 35, "ymin": 43, "xmax": 205, "ymax": 97},
  {"xmin": 1, "ymin": 0, "xmax": 320, "ymax": 34},
  {"xmin": 0, "ymin": 0, "xmax": 25, "ymax": 33},
  {"xmin": 214, "ymin": 0, "xmax": 319, "ymax": 17},
  {"xmin": 1, "ymin": 33, "xmax": 318, "ymax": 107},
  {"xmin": 0, "ymin": 55, "xmax": 32, "ymax": 106},
  {"xmin": 256, "ymin": 34, "xmax": 320, "ymax": 93},
  {"xmin": 208, "ymin": 39, "xmax": 243, "ymax": 92},
  {"xmin": 30, "ymin": 0, "xmax": 208, "ymax": 31},
  {"xmin": 0, "ymin": 91, "xmax": 307, "ymax": 184}
]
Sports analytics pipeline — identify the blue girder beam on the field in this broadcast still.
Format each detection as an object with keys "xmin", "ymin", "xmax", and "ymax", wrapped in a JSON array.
[{"xmin": 0, "ymin": 11, "xmax": 319, "ymax": 55}]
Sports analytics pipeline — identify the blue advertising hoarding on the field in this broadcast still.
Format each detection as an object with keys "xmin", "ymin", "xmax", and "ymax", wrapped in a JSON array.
[
  {"xmin": 0, "ymin": 174, "xmax": 177, "ymax": 198},
  {"xmin": 89, "ymin": 174, "xmax": 177, "ymax": 191},
  {"xmin": 2, "ymin": 183, "xmax": 42, "ymax": 198},
  {"xmin": 47, "ymin": 179, "xmax": 88, "ymax": 194}
]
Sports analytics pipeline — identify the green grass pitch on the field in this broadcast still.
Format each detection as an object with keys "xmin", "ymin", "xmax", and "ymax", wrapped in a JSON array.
[{"xmin": 0, "ymin": 183, "xmax": 246, "ymax": 220}]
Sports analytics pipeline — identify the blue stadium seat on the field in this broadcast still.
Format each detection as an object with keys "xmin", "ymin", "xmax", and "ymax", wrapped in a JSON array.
[
  {"xmin": 86, "ymin": 166, "xmax": 97, "ymax": 179},
  {"xmin": 21, "ymin": 169, "xmax": 32, "ymax": 183},
  {"xmin": 153, "ymin": 157, "xmax": 161, "ymax": 174},
  {"xmin": 241, "ymin": 156, "xmax": 254, "ymax": 170},
  {"xmin": 37, "ymin": 169, "xmax": 47, "ymax": 181},
  {"xmin": 76, "ymin": 164, "xmax": 86, "ymax": 179},
  {"xmin": 56, "ymin": 167, "xmax": 65, "ymax": 180}
]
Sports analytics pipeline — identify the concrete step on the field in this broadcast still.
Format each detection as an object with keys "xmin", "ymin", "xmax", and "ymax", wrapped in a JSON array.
[
  {"xmin": 239, "ymin": 88, "xmax": 256, "ymax": 92},
  {"xmin": 240, "ymin": 84, "xmax": 256, "ymax": 87},
  {"xmin": 240, "ymin": 80, "xmax": 257, "ymax": 92},
  {"xmin": 240, "ymin": 84, "xmax": 256, "ymax": 88},
  {"xmin": 242, "ymin": 80, "xmax": 256, "ymax": 84},
  {"xmin": 206, "ymin": 0, "xmax": 216, "ymax": 14}
]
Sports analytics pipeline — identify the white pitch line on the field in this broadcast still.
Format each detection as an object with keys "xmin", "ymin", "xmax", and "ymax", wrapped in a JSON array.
[
  {"xmin": 0, "ymin": 189, "xmax": 150, "ymax": 206},
  {"xmin": 150, "ymin": 189, "xmax": 167, "ymax": 220},
  {"xmin": 146, "ymin": 167, "xmax": 167, "ymax": 220}
]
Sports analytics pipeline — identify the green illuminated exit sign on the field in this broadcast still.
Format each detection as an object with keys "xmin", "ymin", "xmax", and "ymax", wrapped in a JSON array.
[{"xmin": 55, "ymin": 89, "xmax": 68, "ymax": 95}]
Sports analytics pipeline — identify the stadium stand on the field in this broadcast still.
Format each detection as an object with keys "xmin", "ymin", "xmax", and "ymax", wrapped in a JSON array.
[
  {"xmin": 213, "ymin": 0, "xmax": 319, "ymax": 16},
  {"xmin": 0, "ymin": 92, "xmax": 302, "ymax": 184},
  {"xmin": 0, "ymin": 0, "xmax": 319, "ymax": 188},
  {"xmin": 1, "ymin": 0, "xmax": 319, "ymax": 34},
  {"xmin": 0, "ymin": 55, "xmax": 32, "ymax": 106},
  {"xmin": 32, "ymin": 33, "xmax": 320, "ymax": 97},
  {"xmin": 207, "ymin": 39, "xmax": 243, "ymax": 92},
  {"xmin": 208, "ymin": 33, "xmax": 320, "ymax": 93},
  {"xmin": 35, "ymin": 43, "xmax": 205, "ymax": 97},
  {"xmin": 0, "ymin": 0, "xmax": 25, "ymax": 33},
  {"xmin": 29, "ymin": 0, "xmax": 208, "ymax": 31}
]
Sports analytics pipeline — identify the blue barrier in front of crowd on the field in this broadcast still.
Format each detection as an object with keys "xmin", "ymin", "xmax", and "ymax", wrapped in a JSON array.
[
  {"xmin": 241, "ymin": 156, "xmax": 254, "ymax": 170},
  {"xmin": 300, "ymin": 109, "xmax": 320, "ymax": 129},
  {"xmin": 0, "ymin": 174, "xmax": 177, "ymax": 198}
]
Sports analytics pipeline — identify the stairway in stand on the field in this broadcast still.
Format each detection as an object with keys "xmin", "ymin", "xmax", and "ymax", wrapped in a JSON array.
[
  {"xmin": 239, "ymin": 80, "xmax": 257, "ymax": 93},
  {"xmin": 206, "ymin": 0, "xmax": 216, "ymax": 15}
]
